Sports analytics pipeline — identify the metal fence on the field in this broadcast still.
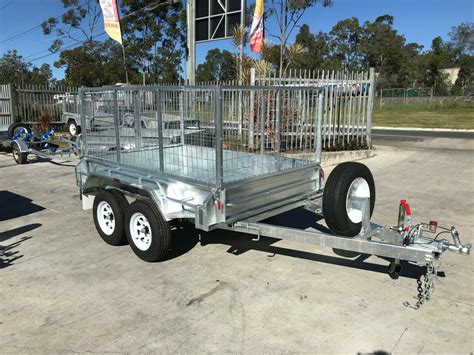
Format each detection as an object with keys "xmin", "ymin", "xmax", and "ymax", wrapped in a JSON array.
[
  {"xmin": 378, "ymin": 87, "xmax": 474, "ymax": 109},
  {"xmin": 0, "ymin": 84, "xmax": 78, "ymax": 125},
  {"xmin": 0, "ymin": 84, "xmax": 14, "ymax": 128},
  {"xmin": 2, "ymin": 68, "xmax": 375, "ymax": 151},
  {"xmin": 15, "ymin": 85, "xmax": 79, "ymax": 123},
  {"xmin": 379, "ymin": 87, "xmax": 434, "ymax": 108},
  {"xmin": 80, "ymin": 85, "xmax": 323, "ymax": 186},
  {"xmin": 251, "ymin": 68, "xmax": 375, "ymax": 149}
]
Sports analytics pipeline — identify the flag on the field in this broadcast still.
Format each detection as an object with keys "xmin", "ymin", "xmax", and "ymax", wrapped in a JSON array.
[
  {"xmin": 249, "ymin": 0, "xmax": 264, "ymax": 52},
  {"xmin": 99, "ymin": 0, "xmax": 123, "ymax": 45}
]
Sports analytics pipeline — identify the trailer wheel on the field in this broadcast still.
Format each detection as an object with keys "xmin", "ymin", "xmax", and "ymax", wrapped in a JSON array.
[
  {"xmin": 125, "ymin": 200, "xmax": 171, "ymax": 262},
  {"xmin": 67, "ymin": 120, "xmax": 81, "ymax": 136},
  {"xmin": 12, "ymin": 144, "xmax": 28, "ymax": 164},
  {"xmin": 8, "ymin": 122, "xmax": 31, "ymax": 139},
  {"xmin": 323, "ymin": 162, "xmax": 376, "ymax": 237},
  {"xmin": 93, "ymin": 190, "xmax": 128, "ymax": 246}
]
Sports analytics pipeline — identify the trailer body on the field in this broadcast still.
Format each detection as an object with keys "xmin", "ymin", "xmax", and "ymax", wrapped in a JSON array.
[{"xmin": 75, "ymin": 84, "xmax": 470, "ymax": 308}]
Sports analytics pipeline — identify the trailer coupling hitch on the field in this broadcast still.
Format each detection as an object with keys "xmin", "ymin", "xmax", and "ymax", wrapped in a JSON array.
[
  {"xmin": 403, "ymin": 225, "xmax": 470, "ymax": 310},
  {"xmin": 397, "ymin": 200, "xmax": 470, "ymax": 309},
  {"xmin": 443, "ymin": 227, "xmax": 471, "ymax": 256}
]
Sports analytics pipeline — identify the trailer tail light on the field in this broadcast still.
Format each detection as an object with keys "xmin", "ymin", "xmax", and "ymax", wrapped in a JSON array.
[
  {"xmin": 217, "ymin": 199, "xmax": 221, "ymax": 210},
  {"xmin": 429, "ymin": 220, "xmax": 438, "ymax": 232}
]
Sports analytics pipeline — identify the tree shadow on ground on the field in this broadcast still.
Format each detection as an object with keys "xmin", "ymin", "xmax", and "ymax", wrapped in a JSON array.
[
  {"xmin": 0, "ymin": 236, "xmax": 33, "ymax": 269},
  {"xmin": 0, "ymin": 224, "xmax": 40, "ymax": 269},
  {"xmin": 0, "ymin": 191, "xmax": 45, "ymax": 221}
]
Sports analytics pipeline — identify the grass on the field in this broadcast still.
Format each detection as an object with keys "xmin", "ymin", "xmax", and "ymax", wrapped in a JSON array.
[{"xmin": 373, "ymin": 106, "xmax": 474, "ymax": 129}]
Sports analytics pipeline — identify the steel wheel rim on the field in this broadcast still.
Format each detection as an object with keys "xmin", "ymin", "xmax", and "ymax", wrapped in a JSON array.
[
  {"xmin": 13, "ymin": 148, "xmax": 19, "ymax": 161},
  {"xmin": 97, "ymin": 201, "xmax": 115, "ymax": 236},
  {"xmin": 129, "ymin": 212, "xmax": 152, "ymax": 251},
  {"xmin": 346, "ymin": 177, "xmax": 370, "ymax": 224},
  {"xmin": 69, "ymin": 123, "xmax": 77, "ymax": 135}
]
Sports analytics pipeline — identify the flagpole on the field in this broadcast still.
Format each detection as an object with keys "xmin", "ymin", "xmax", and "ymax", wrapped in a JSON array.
[{"xmin": 121, "ymin": 44, "xmax": 129, "ymax": 84}]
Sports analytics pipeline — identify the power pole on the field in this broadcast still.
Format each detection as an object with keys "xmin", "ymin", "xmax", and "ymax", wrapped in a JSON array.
[{"xmin": 186, "ymin": 0, "xmax": 196, "ymax": 84}]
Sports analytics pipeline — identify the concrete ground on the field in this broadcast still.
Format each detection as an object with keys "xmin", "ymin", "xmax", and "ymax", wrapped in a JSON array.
[{"xmin": 0, "ymin": 137, "xmax": 472, "ymax": 354}]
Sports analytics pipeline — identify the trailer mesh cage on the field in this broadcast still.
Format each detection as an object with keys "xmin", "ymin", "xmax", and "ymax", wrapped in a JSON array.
[{"xmin": 79, "ymin": 85, "xmax": 324, "ymax": 186}]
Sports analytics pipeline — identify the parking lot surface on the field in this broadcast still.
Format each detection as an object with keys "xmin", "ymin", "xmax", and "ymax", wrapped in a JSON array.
[{"xmin": 0, "ymin": 137, "xmax": 473, "ymax": 353}]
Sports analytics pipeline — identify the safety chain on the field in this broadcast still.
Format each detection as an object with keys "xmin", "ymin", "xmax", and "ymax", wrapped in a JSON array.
[{"xmin": 404, "ymin": 259, "xmax": 440, "ymax": 310}]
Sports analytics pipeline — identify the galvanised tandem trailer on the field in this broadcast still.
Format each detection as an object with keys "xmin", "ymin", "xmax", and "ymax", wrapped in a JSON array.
[{"xmin": 75, "ymin": 85, "xmax": 470, "ymax": 309}]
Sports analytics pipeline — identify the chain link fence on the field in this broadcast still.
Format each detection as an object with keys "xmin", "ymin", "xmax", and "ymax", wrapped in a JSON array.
[{"xmin": 377, "ymin": 87, "xmax": 474, "ymax": 109}]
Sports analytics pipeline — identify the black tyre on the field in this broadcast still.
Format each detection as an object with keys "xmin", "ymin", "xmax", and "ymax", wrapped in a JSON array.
[
  {"xmin": 67, "ymin": 120, "xmax": 81, "ymax": 136},
  {"xmin": 12, "ymin": 144, "xmax": 28, "ymax": 164},
  {"xmin": 93, "ymin": 190, "xmax": 128, "ymax": 246},
  {"xmin": 125, "ymin": 200, "xmax": 171, "ymax": 262},
  {"xmin": 323, "ymin": 162, "xmax": 376, "ymax": 237},
  {"xmin": 8, "ymin": 122, "xmax": 31, "ymax": 139}
]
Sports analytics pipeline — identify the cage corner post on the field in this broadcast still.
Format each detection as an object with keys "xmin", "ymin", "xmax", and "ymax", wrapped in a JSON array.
[
  {"xmin": 113, "ymin": 89, "xmax": 122, "ymax": 164},
  {"xmin": 215, "ymin": 86, "xmax": 224, "ymax": 189},
  {"xmin": 155, "ymin": 89, "xmax": 164, "ymax": 173},
  {"xmin": 315, "ymin": 91, "xmax": 323, "ymax": 164}
]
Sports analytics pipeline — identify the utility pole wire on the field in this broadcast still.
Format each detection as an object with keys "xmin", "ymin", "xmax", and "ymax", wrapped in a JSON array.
[
  {"xmin": 0, "ymin": 0, "xmax": 13, "ymax": 11},
  {"xmin": 28, "ymin": 32, "xmax": 107, "ymax": 62},
  {"xmin": 0, "ymin": 2, "xmax": 88, "ymax": 44}
]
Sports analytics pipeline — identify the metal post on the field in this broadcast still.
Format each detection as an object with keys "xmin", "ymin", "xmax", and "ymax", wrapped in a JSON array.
[
  {"xmin": 238, "ymin": 90, "xmax": 243, "ymax": 137},
  {"xmin": 215, "ymin": 86, "xmax": 224, "ymax": 188},
  {"xmin": 113, "ymin": 90, "xmax": 121, "ymax": 164},
  {"xmin": 275, "ymin": 89, "xmax": 281, "ymax": 156},
  {"xmin": 430, "ymin": 87, "xmax": 434, "ymax": 109},
  {"xmin": 78, "ymin": 88, "xmax": 87, "ymax": 156},
  {"xmin": 360, "ymin": 197, "xmax": 371, "ymax": 235},
  {"xmin": 249, "ymin": 69, "xmax": 256, "ymax": 148},
  {"xmin": 8, "ymin": 83, "xmax": 17, "ymax": 124},
  {"xmin": 180, "ymin": 89, "xmax": 187, "ymax": 145},
  {"xmin": 366, "ymin": 68, "xmax": 375, "ymax": 148},
  {"xmin": 133, "ymin": 90, "xmax": 142, "ymax": 149},
  {"xmin": 315, "ymin": 91, "xmax": 323, "ymax": 164},
  {"xmin": 186, "ymin": 0, "xmax": 196, "ymax": 84},
  {"xmin": 156, "ymin": 90, "xmax": 164, "ymax": 173},
  {"xmin": 260, "ymin": 89, "xmax": 265, "ymax": 154},
  {"xmin": 121, "ymin": 45, "xmax": 129, "ymax": 84}
]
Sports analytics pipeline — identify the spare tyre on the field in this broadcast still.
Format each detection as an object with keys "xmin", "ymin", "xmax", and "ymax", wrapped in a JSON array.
[{"xmin": 322, "ymin": 162, "xmax": 376, "ymax": 237}]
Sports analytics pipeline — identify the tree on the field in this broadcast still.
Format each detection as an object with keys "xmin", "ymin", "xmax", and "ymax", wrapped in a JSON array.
[
  {"xmin": 266, "ymin": 0, "xmax": 332, "ymax": 76},
  {"xmin": 41, "ymin": 0, "xmax": 102, "ymax": 53},
  {"xmin": 329, "ymin": 17, "xmax": 363, "ymax": 71},
  {"xmin": 422, "ymin": 36, "xmax": 452, "ymax": 94},
  {"xmin": 0, "ymin": 50, "xmax": 52, "ymax": 85},
  {"xmin": 294, "ymin": 25, "xmax": 332, "ymax": 70},
  {"xmin": 55, "ymin": 40, "xmax": 141, "ymax": 86},
  {"xmin": 360, "ymin": 15, "xmax": 422, "ymax": 88},
  {"xmin": 453, "ymin": 55, "xmax": 474, "ymax": 93},
  {"xmin": 120, "ymin": 0, "xmax": 186, "ymax": 83},
  {"xmin": 196, "ymin": 49, "xmax": 236, "ymax": 82},
  {"xmin": 448, "ymin": 22, "xmax": 474, "ymax": 60}
]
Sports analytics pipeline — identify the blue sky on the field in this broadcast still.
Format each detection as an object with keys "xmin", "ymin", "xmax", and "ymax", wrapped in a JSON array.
[{"xmin": 1, "ymin": 0, "xmax": 473, "ymax": 80}]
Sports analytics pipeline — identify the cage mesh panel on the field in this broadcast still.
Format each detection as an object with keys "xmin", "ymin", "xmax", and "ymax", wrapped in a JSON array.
[{"xmin": 82, "ymin": 86, "xmax": 320, "ymax": 186}]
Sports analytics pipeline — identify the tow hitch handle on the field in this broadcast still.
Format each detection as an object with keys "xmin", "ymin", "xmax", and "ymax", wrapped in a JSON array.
[
  {"xmin": 444, "ymin": 227, "xmax": 471, "ymax": 255},
  {"xmin": 398, "ymin": 199, "xmax": 412, "ymax": 229}
]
